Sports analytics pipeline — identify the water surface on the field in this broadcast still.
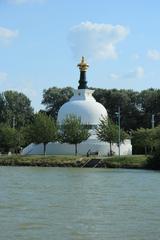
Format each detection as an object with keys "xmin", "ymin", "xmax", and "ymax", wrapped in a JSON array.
[{"xmin": 0, "ymin": 167, "xmax": 160, "ymax": 240}]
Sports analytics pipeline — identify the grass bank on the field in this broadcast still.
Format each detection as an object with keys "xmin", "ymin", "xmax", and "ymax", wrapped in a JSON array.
[
  {"xmin": 100, "ymin": 155, "xmax": 147, "ymax": 169},
  {"xmin": 0, "ymin": 154, "xmax": 148, "ymax": 169}
]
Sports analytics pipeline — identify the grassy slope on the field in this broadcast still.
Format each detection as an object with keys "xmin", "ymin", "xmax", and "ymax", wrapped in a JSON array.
[
  {"xmin": 0, "ymin": 154, "xmax": 148, "ymax": 168},
  {"xmin": 101, "ymin": 155, "xmax": 147, "ymax": 169}
]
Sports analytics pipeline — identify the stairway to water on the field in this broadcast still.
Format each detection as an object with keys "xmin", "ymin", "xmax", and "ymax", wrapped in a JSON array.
[{"xmin": 81, "ymin": 158, "xmax": 102, "ymax": 168}]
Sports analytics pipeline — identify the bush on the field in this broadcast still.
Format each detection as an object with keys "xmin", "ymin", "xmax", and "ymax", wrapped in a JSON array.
[{"xmin": 147, "ymin": 152, "xmax": 160, "ymax": 170}]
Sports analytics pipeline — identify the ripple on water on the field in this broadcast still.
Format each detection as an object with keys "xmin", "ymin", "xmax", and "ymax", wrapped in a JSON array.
[
  {"xmin": 18, "ymin": 222, "xmax": 49, "ymax": 230},
  {"xmin": 0, "ymin": 167, "xmax": 160, "ymax": 240}
]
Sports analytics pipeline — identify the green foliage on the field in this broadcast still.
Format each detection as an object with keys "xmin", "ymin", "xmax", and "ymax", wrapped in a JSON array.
[
  {"xmin": 96, "ymin": 117, "xmax": 128, "ymax": 155},
  {"xmin": 2, "ymin": 87, "xmax": 160, "ymax": 156},
  {"xmin": 130, "ymin": 125, "xmax": 160, "ymax": 169},
  {"xmin": 41, "ymin": 87, "xmax": 73, "ymax": 119},
  {"xmin": 93, "ymin": 88, "xmax": 141, "ymax": 130},
  {"xmin": 139, "ymin": 89, "xmax": 160, "ymax": 128},
  {"xmin": 59, "ymin": 115, "xmax": 90, "ymax": 155},
  {"xmin": 0, "ymin": 124, "xmax": 22, "ymax": 153},
  {"xmin": 147, "ymin": 125, "xmax": 160, "ymax": 169},
  {"xmin": 25, "ymin": 113, "xmax": 57, "ymax": 155},
  {"xmin": 147, "ymin": 152, "xmax": 160, "ymax": 170},
  {"xmin": 0, "ymin": 90, "xmax": 34, "ymax": 128},
  {"xmin": 41, "ymin": 87, "xmax": 160, "ymax": 131},
  {"xmin": 132, "ymin": 128, "xmax": 156, "ymax": 155},
  {"xmin": 97, "ymin": 117, "xmax": 118, "ymax": 142}
]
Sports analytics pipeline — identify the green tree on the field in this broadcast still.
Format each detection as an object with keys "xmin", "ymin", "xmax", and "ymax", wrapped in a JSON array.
[
  {"xmin": 146, "ymin": 126, "xmax": 160, "ymax": 169},
  {"xmin": 0, "ymin": 124, "xmax": 22, "ymax": 153},
  {"xmin": 132, "ymin": 128, "xmax": 156, "ymax": 155},
  {"xmin": 96, "ymin": 117, "xmax": 119, "ymax": 155},
  {"xmin": 96, "ymin": 117, "xmax": 128, "ymax": 155},
  {"xmin": 59, "ymin": 115, "xmax": 90, "ymax": 155},
  {"xmin": 0, "ymin": 91, "xmax": 34, "ymax": 128},
  {"xmin": 41, "ymin": 87, "xmax": 73, "ymax": 119},
  {"xmin": 94, "ymin": 88, "xmax": 142, "ymax": 131},
  {"xmin": 138, "ymin": 89, "xmax": 160, "ymax": 128},
  {"xmin": 26, "ymin": 113, "xmax": 57, "ymax": 155}
]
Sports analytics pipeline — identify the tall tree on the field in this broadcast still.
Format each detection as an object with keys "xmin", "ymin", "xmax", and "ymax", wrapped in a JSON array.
[
  {"xmin": 0, "ymin": 124, "xmax": 22, "ymax": 153},
  {"xmin": 147, "ymin": 125, "xmax": 160, "ymax": 169},
  {"xmin": 59, "ymin": 115, "xmax": 90, "ymax": 155},
  {"xmin": 25, "ymin": 113, "xmax": 57, "ymax": 155},
  {"xmin": 0, "ymin": 91, "xmax": 34, "ymax": 128},
  {"xmin": 138, "ymin": 89, "xmax": 160, "ymax": 128},
  {"xmin": 96, "ymin": 117, "xmax": 127, "ymax": 155},
  {"xmin": 97, "ymin": 117, "xmax": 118, "ymax": 155},
  {"xmin": 41, "ymin": 87, "xmax": 73, "ymax": 119},
  {"xmin": 132, "ymin": 128, "xmax": 156, "ymax": 155},
  {"xmin": 94, "ymin": 88, "xmax": 141, "ymax": 130}
]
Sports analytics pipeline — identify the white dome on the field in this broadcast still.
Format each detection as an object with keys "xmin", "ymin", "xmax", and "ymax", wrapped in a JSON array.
[{"xmin": 57, "ymin": 89, "xmax": 108, "ymax": 125}]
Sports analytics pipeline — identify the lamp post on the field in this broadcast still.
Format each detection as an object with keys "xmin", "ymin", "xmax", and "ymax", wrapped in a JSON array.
[
  {"xmin": 151, "ymin": 114, "xmax": 155, "ymax": 128},
  {"xmin": 118, "ymin": 107, "xmax": 121, "ymax": 157},
  {"xmin": 115, "ymin": 107, "xmax": 121, "ymax": 157}
]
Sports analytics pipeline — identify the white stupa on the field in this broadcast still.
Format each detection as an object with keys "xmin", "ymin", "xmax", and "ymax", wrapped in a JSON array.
[
  {"xmin": 22, "ymin": 57, "xmax": 132, "ymax": 156},
  {"xmin": 58, "ymin": 57, "xmax": 107, "ymax": 126}
]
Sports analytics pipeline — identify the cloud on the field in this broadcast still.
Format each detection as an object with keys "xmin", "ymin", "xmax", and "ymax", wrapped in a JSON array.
[
  {"xmin": 109, "ymin": 73, "xmax": 120, "ymax": 80},
  {"xmin": 147, "ymin": 49, "xmax": 160, "ymax": 61},
  {"xmin": 136, "ymin": 67, "xmax": 145, "ymax": 78},
  {"xmin": 0, "ymin": 26, "xmax": 18, "ymax": 44},
  {"xmin": 132, "ymin": 53, "xmax": 140, "ymax": 60},
  {"xmin": 8, "ymin": 0, "xmax": 46, "ymax": 4},
  {"xmin": 0, "ymin": 72, "xmax": 8, "ymax": 82},
  {"xmin": 69, "ymin": 21, "xmax": 129, "ymax": 60},
  {"xmin": 109, "ymin": 66, "xmax": 144, "ymax": 81},
  {"xmin": 124, "ymin": 66, "xmax": 144, "ymax": 79},
  {"xmin": 15, "ymin": 82, "xmax": 37, "ymax": 98}
]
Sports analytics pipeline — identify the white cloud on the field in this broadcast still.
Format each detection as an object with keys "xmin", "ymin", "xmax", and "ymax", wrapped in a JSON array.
[
  {"xmin": 124, "ymin": 66, "xmax": 144, "ymax": 79},
  {"xmin": 8, "ymin": 0, "xmax": 46, "ymax": 4},
  {"xmin": 0, "ymin": 26, "xmax": 18, "ymax": 43},
  {"xmin": 15, "ymin": 82, "xmax": 37, "ymax": 98},
  {"xmin": 147, "ymin": 49, "xmax": 160, "ymax": 61},
  {"xmin": 109, "ymin": 66, "xmax": 145, "ymax": 81},
  {"xmin": 0, "ymin": 72, "xmax": 8, "ymax": 82},
  {"xmin": 69, "ymin": 21, "xmax": 129, "ymax": 60},
  {"xmin": 136, "ymin": 66, "xmax": 145, "ymax": 78},
  {"xmin": 109, "ymin": 73, "xmax": 120, "ymax": 80},
  {"xmin": 132, "ymin": 53, "xmax": 140, "ymax": 60}
]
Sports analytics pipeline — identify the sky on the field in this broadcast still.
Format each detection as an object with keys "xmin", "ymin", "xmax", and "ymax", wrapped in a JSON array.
[{"xmin": 0, "ymin": 0, "xmax": 160, "ymax": 111}]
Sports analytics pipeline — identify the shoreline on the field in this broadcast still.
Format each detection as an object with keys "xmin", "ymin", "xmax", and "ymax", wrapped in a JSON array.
[{"xmin": 0, "ymin": 155, "xmax": 149, "ymax": 169}]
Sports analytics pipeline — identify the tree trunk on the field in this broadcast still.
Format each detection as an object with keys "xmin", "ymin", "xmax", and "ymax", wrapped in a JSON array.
[
  {"xmin": 144, "ymin": 145, "xmax": 147, "ymax": 156},
  {"xmin": 109, "ymin": 142, "xmax": 112, "ymax": 156},
  {"xmin": 75, "ymin": 143, "xmax": 78, "ymax": 156},
  {"xmin": 43, "ymin": 143, "xmax": 47, "ymax": 156}
]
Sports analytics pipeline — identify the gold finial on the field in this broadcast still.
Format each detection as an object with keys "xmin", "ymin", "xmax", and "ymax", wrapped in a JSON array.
[{"xmin": 77, "ymin": 56, "xmax": 89, "ymax": 71}]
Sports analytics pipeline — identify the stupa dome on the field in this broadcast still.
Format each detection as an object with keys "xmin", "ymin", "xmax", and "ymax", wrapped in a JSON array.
[
  {"xmin": 58, "ymin": 89, "xmax": 108, "ymax": 125},
  {"xmin": 57, "ymin": 57, "xmax": 108, "ymax": 125}
]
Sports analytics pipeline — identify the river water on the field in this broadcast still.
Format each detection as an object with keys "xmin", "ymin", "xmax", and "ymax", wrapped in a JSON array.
[{"xmin": 0, "ymin": 167, "xmax": 160, "ymax": 240}]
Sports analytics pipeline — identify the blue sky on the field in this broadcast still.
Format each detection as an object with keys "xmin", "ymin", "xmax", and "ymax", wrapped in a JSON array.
[{"xmin": 0, "ymin": 0, "xmax": 160, "ymax": 111}]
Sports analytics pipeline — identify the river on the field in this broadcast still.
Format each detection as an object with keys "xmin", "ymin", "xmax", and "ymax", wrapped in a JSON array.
[{"xmin": 0, "ymin": 167, "xmax": 160, "ymax": 240}]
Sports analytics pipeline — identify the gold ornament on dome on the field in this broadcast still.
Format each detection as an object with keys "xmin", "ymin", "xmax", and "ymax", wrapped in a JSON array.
[{"xmin": 77, "ymin": 56, "xmax": 89, "ymax": 71}]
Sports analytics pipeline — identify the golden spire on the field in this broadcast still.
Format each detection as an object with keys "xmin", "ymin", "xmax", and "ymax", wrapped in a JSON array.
[{"xmin": 77, "ymin": 56, "xmax": 89, "ymax": 71}]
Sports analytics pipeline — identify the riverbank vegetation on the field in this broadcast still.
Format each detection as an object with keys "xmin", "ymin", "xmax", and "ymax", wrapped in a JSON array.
[
  {"xmin": 0, "ymin": 154, "xmax": 148, "ymax": 169},
  {"xmin": 1, "ymin": 88, "xmax": 160, "ymax": 169}
]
